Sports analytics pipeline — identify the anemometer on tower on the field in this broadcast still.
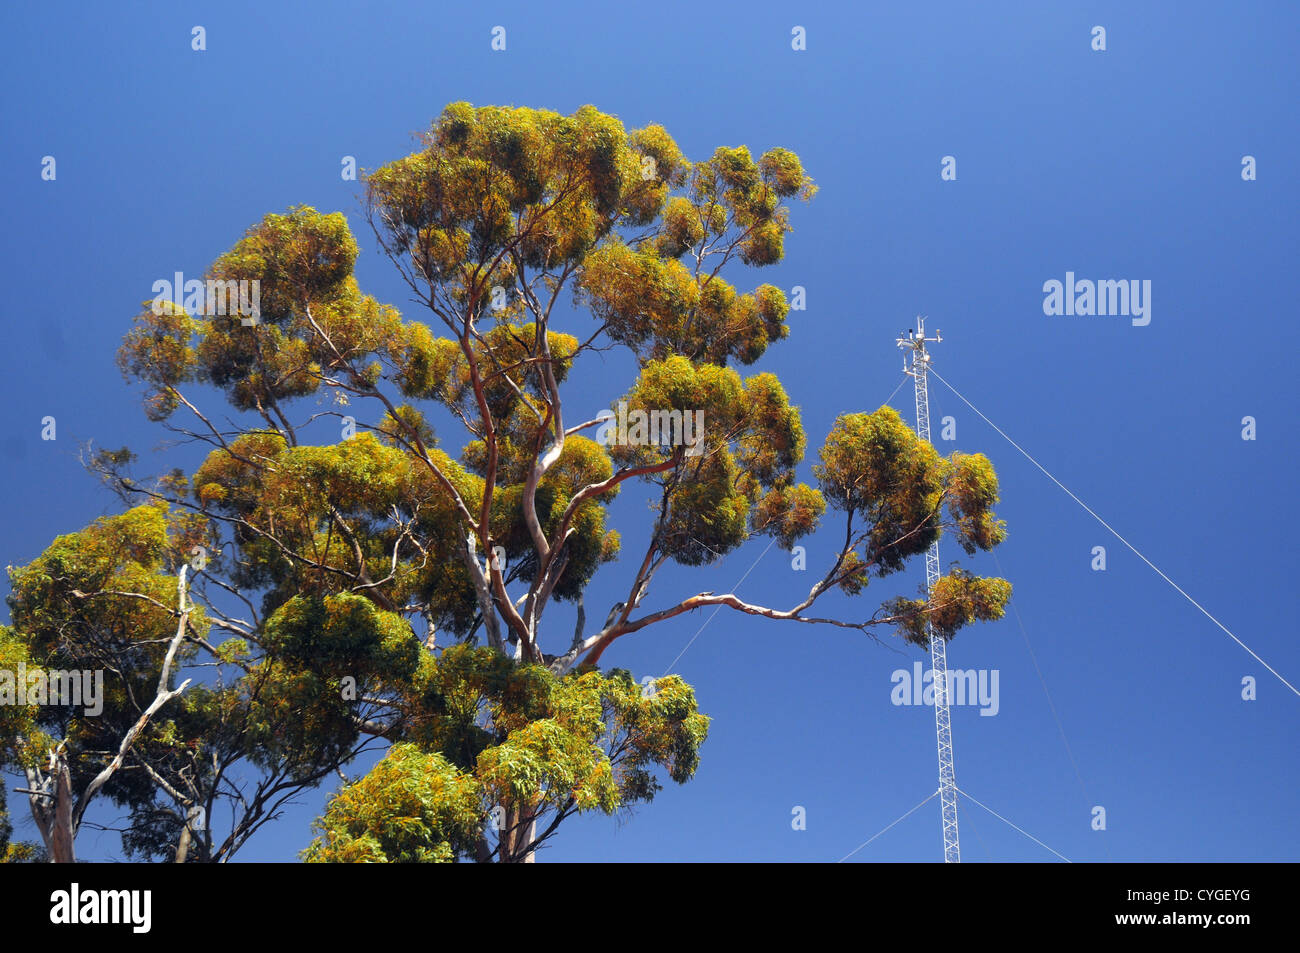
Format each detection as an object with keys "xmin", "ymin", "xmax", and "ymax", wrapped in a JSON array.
[
  {"xmin": 895, "ymin": 316, "xmax": 960, "ymax": 864},
  {"xmin": 897, "ymin": 317, "xmax": 942, "ymax": 374}
]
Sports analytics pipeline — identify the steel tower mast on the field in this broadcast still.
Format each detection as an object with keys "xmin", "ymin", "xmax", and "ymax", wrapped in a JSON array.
[{"xmin": 896, "ymin": 317, "xmax": 960, "ymax": 863}]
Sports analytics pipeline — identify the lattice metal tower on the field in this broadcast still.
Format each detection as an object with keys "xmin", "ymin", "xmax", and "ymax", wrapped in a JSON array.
[{"xmin": 896, "ymin": 317, "xmax": 960, "ymax": 863}]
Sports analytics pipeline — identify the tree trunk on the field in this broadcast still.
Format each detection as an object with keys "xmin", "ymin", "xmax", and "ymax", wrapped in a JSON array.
[
  {"xmin": 174, "ymin": 805, "xmax": 202, "ymax": 863},
  {"xmin": 499, "ymin": 802, "xmax": 537, "ymax": 863},
  {"xmin": 519, "ymin": 815, "xmax": 536, "ymax": 863},
  {"xmin": 47, "ymin": 754, "xmax": 76, "ymax": 863}
]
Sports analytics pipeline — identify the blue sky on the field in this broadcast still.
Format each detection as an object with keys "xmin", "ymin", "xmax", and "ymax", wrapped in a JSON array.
[{"xmin": 1, "ymin": 0, "xmax": 1296, "ymax": 862}]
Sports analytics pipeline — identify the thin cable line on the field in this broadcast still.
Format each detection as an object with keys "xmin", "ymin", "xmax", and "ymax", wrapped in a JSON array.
[
  {"xmin": 881, "ymin": 374, "xmax": 908, "ymax": 410},
  {"xmin": 956, "ymin": 787, "xmax": 1072, "ymax": 863},
  {"xmin": 987, "ymin": 543, "xmax": 1112, "ymax": 863},
  {"xmin": 661, "ymin": 537, "xmax": 775, "ymax": 676},
  {"xmin": 837, "ymin": 789, "xmax": 938, "ymax": 862},
  {"xmin": 993, "ymin": 551, "xmax": 1107, "ymax": 852},
  {"xmin": 931, "ymin": 367, "xmax": 1299, "ymax": 699},
  {"xmin": 958, "ymin": 793, "xmax": 993, "ymax": 862}
]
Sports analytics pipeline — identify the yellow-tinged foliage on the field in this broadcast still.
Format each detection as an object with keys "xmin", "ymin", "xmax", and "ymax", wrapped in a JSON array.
[
  {"xmin": 303, "ymin": 647, "xmax": 708, "ymax": 862},
  {"xmin": 303, "ymin": 744, "xmax": 481, "ymax": 863},
  {"xmin": 82, "ymin": 102, "xmax": 1012, "ymax": 862},
  {"xmin": 887, "ymin": 569, "xmax": 1013, "ymax": 647},
  {"xmin": 814, "ymin": 406, "xmax": 1008, "ymax": 590}
]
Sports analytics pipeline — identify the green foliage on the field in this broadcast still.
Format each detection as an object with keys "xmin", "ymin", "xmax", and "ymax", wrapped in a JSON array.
[
  {"xmin": 0, "ymin": 625, "xmax": 45, "ymax": 766},
  {"xmin": 2, "ymin": 504, "xmax": 218, "ymax": 851},
  {"xmin": 815, "ymin": 406, "xmax": 1007, "ymax": 581},
  {"xmin": 305, "ymin": 647, "xmax": 709, "ymax": 862},
  {"xmin": 192, "ymin": 430, "xmax": 485, "ymax": 627},
  {"xmin": 303, "ymin": 744, "xmax": 481, "ymax": 863},
  {"xmin": 5, "ymin": 504, "xmax": 208, "ymax": 756},
  {"xmin": 604, "ymin": 356, "xmax": 822, "ymax": 563},
  {"xmin": 264, "ymin": 592, "xmax": 418, "ymax": 680},
  {"xmin": 0, "ymin": 102, "xmax": 1012, "ymax": 862},
  {"xmin": 118, "ymin": 205, "xmax": 400, "ymax": 419},
  {"xmin": 0, "ymin": 787, "xmax": 42, "ymax": 863},
  {"xmin": 886, "ymin": 568, "xmax": 1013, "ymax": 647},
  {"xmin": 946, "ymin": 452, "xmax": 1009, "ymax": 554}
]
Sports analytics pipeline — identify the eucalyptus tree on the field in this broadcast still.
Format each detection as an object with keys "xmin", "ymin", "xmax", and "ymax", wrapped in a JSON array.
[{"xmin": 2, "ymin": 103, "xmax": 1010, "ymax": 862}]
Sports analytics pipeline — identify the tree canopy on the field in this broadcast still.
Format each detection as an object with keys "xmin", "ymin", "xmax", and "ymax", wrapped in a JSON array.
[{"xmin": 2, "ymin": 103, "xmax": 1010, "ymax": 862}]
